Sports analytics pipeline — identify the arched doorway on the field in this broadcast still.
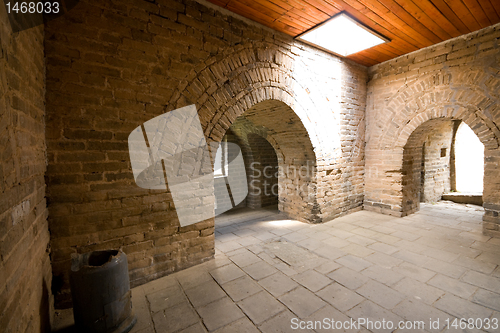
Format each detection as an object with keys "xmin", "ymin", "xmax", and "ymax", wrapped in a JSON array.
[
  {"xmin": 212, "ymin": 99, "xmax": 318, "ymax": 223},
  {"xmin": 401, "ymin": 118, "xmax": 486, "ymax": 215}
]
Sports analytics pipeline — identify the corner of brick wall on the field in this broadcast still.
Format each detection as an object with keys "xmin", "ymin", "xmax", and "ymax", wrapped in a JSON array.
[{"xmin": 0, "ymin": 8, "xmax": 52, "ymax": 332}]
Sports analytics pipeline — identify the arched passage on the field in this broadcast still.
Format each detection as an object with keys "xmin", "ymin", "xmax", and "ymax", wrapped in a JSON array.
[
  {"xmin": 215, "ymin": 99, "xmax": 318, "ymax": 223},
  {"xmin": 365, "ymin": 68, "xmax": 500, "ymax": 236}
]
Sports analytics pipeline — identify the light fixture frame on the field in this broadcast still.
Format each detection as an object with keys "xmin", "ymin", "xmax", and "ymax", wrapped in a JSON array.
[{"xmin": 295, "ymin": 12, "xmax": 390, "ymax": 57}]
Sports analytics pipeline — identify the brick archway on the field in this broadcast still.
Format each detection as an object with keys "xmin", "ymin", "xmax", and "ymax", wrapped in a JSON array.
[
  {"xmin": 166, "ymin": 43, "xmax": 333, "ymax": 223},
  {"xmin": 365, "ymin": 67, "xmax": 500, "ymax": 236}
]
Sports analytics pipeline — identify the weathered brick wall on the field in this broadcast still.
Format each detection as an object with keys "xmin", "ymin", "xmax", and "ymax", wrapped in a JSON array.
[
  {"xmin": 0, "ymin": 3, "xmax": 52, "ymax": 331},
  {"xmin": 420, "ymin": 120, "xmax": 454, "ymax": 203},
  {"xmin": 401, "ymin": 119, "xmax": 454, "ymax": 214},
  {"xmin": 247, "ymin": 133, "xmax": 279, "ymax": 208},
  {"xmin": 44, "ymin": 0, "xmax": 368, "ymax": 306},
  {"xmin": 223, "ymin": 116, "xmax": 280, "ymax": 211},
  {"xmin": 365, "ymin": 22, "xmax": 500, "ymax": 237}
]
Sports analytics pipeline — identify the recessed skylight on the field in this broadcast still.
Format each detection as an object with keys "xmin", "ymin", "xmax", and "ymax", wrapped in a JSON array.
[{"xmin": 297, "ymin": 13, "xmax": 389, "ymax": 57}]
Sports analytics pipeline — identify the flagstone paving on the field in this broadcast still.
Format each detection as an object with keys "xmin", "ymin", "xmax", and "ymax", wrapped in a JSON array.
[{"xmin": 54, "ymin": 202, "xmax": 500, "ymax": 333}]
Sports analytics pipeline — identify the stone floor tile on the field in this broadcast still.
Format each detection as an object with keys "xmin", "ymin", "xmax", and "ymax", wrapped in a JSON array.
[
  {"xmin": 229, "ymin": 250, "xmax": 262, "ymax": 268},
  {"xmin": 471, "ymin": 289, "xmax": 500, "ymax": 312},
  {"xmin": 452, "ymin": 255, "xmax": 497, "ymax": 275},
  {"xmin": 316, "ymin": 282, "xmax": 365, "ymax": 312},
  {"xmin": 237, "ymin": 236, "xmax": 263, "ymax": 246},
  {"xmin": 476, "ymin": 252, "xmax": 500, "ymax": 266},
  {"xmin": 238, "ymin": 291, "xmax": 286, "ymax": 324},
  {"xmin": 129, "ymin": 292, "xmax": 154, "ymax": 333},
  {"xmin": 259, "ymin": 272, "xmax": 300, "ymax": 297},
  {"xmin": 259, "ymin": 310, "xmax": 314, "ymax": 333},
  {"xmin": 370, "ymin": 225, "xmax": 397, "ymax": 235},
  {"xmin": 340, "ymin": 244, "xmax": 375, "ymax": 257},
  {"xmin": 392, "ymin": 250, "xmax": 429, "ymax": 266},
  {"xmin": 434, "ymin": 294, "xmax": 493, "ymax": 320},
  {"xmin": 221, "ymin": 275, "xmax": 262, "ymax": 301},
  {"xmin": 292, "ymin": 270, "xmax": 332, "ymax": 292},
  {"xmin": 461, "ymin": 270, "xmax": 500, "ymax": 293},
  {"xmin": 392, "ymin": 262, "xmax": 436, "ymax": 282},
  {"xmin": 197, "ymin": 297, "xmax": 245, "ymax": 331},
  {"xmin": 335, "ymin": 255, "xmax": 372, "ymax": 272},
  {"xmin": 422, "ymin": 258, "xmax": 469, "ymax": 279},
  {"xmin": 209, "ymin": 263, "xmax": 246, "ymax": 284},
  {"xmin": 361, "ymin": 265, "xmax": 404, "ymax": 286},
  {"xmin": 178, "ymin": 323, "xmax": 207, "ymax": 333},
  {"xmin": 391, "ymin": 230, "xmax": 421, "ymax": 241},
  {"xmin": 374, "ymin": 233, "xmax": 401, "ymax": 245},
  {"xmin": 428, "ymin": 274, "xmax": 478, "ymax": 299},
  {"xmin": 305, "ymin": 305, "xmax": 358, "ymax": 333},
  {"xmin": 282, "ymin": 231, "xmax": 309, "ymax": 243},
  {"xmin": 131, "ymin": 327, "xmax": 156, "ymax": 333},
  {"xmin": 346, "ymin": 300, "xmax": 403, "ymax": 333},
  {"xmin": 312, "ymin": 245, "xmax": 347, "ymax": 260},
  {"xmin": 392, "ymin": 299, "xmax": 450, "ymax": 333},
  {"xmin": 364, "ymin": 252, "xmax": 402, "ymax": 268},
  {"xmin": 421, "ymin": 247, "xmax": 460, "ymax": 262},
  {"xmin": 350, "ymin": 227, "xmax": 380, "ymax": 238},
  {"xmin": 314, "ymin": 261, "xmax": 341, "ymax": 275},
  {"xmin": 297, "ymin": 238, "xmax": 323, "ymax": 251},
  {"xmin": 392, "ymin": 277, "xmax": 444, "ymax": 304},
  {"xmin": 175, "ymin": 267, "xmax": 214, "ymax": 291},
  {"xmin": 146, "ymin": 284, "xmax": 187, "ymax": 313},
  {"xmin": 356, "ymin": 280, "xmax": 405, "ymax": 309},
  {"xmin": 253, "ymin": 231, "xmax": 276, "ymax": 241},
  {"xmin": 367, "ymin": 242, "xmax": 399, "ymax": 255},
  {"xmin": 184, "ymin": 279, "xmax": 227, "ymax": 308},
  {"xmin": 216, "ymin": 240, "xmax": 243, "ymax": 253},
  {"xmin": 216, "ymin": 233, "xmax": 240, "ymax": 243},
  {"xmin": 327, "ymin": 267, "xmax": 370, "ymax": 290},
  {"xmin": 152, "ymin": 301, "xmax": 199, "ymax": 332},
  {"xmin": 141, "ymin": 275, "xmax": 178, "ymax": 295},
  {"xmin": 326, "ymin": 229, "xmax": 355, "ymax": 239},
  {"xmin": 278, "ymin": 287, "xmax": 326, "ymax": 318},
  {"xmin": 212, "ymin": 317, "xmax": 260, "ymax": 333},
  {"xmin": 321, "ymin": 236, "xmax": 351, "ymax": 248},
  {"xmin": 346, "ymin": 235, "xmax": 376, "ymax": 247},
  {"xmin": 242, "ymin": 260, "xmax": 278, "ymax": 280}
]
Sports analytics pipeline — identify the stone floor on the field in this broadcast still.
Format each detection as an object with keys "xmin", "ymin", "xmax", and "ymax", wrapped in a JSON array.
[{"xmin": 54, "ymin": 202, "xmax": 500, "ymax": 333}]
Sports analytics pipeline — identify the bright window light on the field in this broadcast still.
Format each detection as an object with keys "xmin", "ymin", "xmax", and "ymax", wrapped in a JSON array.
[{"xmin": 297, "ymin": 13, "xmax": 388, "ymax": 57}]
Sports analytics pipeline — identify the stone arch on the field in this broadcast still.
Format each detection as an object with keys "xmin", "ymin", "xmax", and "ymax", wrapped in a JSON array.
[
  {"xmin": 365, "ymin": 67, "xmax": 500, "ymax": 229},
  {"xmin": 219, "ymin": 99, "xmax": 318, "ymax": 222},
  {"xmin": 375, "ymin": 70, "xmax": 500, "ymax": 151},
  {"xmin": 166, "ymin": 43, "xmax": 328, "ymax": 222},
  {"xmin": 167, "ymin": 42, "xmax": 325, "ymax": 160}
]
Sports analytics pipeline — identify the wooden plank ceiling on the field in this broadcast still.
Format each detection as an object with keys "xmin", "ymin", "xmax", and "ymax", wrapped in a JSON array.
[{"xmin": 206, "ymin": 0, "xmax": 500, "ymax": 67}]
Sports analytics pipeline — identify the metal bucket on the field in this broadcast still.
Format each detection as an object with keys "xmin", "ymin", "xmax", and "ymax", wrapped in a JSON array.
[{"xmin": 70, "ymin": 249, "xmax": 136, "ymax": 333}]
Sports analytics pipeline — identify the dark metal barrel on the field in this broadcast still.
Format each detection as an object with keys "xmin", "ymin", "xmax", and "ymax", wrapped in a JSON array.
[{"xmin": 70, "ymin": 249, "xmax": 136, "ymax": 333}]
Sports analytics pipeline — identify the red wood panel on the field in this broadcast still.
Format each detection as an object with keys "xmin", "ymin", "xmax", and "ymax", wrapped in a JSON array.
[
  {"xmin": 206, "ymin": 0, "xmax": 500, "ymax": 66},
  {"xmin": 443, "ymin": 0, "xmax": 481, "ymax": 32},
  {"xmin": 463, "ymin": 0, "xmax": 492, "ymax": 27}
]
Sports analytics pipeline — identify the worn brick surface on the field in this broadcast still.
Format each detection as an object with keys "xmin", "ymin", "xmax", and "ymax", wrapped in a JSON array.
[{"xmin": 0, "ymin": 4, "xmax": 52, "ymax": 332}]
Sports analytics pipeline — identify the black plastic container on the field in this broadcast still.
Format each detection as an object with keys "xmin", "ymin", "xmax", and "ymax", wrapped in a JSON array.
[{"xmin": 70, "ymin": 249, "xmax": 136, "ymax": 333}]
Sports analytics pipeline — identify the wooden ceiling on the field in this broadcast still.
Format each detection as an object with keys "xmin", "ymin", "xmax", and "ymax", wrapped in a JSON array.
[{"xmin": 206, "ymin": 0, "xmax": 500, "ymax": 67}]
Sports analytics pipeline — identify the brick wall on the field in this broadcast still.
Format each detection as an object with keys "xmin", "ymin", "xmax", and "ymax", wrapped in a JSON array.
[
  {"xmin": 401, "ymin": 119, "xmax": 454, "ymax": 214},
  {"xmin": 0, "ymin": 3, "xmax": 52, "ymax": 331},
  {"xmin": 44, "ymin": 0, "xmax": 368, "ymax": 306},
  {"xmin": 365, "ymin": 22, "xmax": 500, "ymax": 237}
]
